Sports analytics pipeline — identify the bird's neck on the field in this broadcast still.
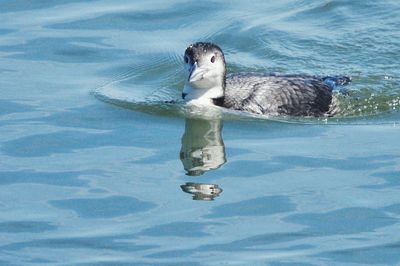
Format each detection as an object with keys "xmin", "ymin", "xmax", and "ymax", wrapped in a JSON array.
[{"xmin": 183, "ymin": 83, "xmax": 225, "ymax": 105}]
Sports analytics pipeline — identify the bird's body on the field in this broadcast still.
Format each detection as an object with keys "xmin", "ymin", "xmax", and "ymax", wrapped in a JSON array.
[
  {"xmin": 224, "ymin": 73, "xmax": 338, "ymax": 116},
  {"xmin": 182, "ymin": 42, "xmax": 350, "ymax": 117}
]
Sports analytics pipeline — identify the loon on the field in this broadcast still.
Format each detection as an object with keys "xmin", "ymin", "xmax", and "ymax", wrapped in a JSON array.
[{"xmin": 182, "ymin": 42, "xmax": 351, "ymax": 117}]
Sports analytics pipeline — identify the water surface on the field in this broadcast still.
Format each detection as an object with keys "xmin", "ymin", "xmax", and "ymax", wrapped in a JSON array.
[{"xmin": 1, "ymin": 1, "xmax": 400, "ymax": 265}]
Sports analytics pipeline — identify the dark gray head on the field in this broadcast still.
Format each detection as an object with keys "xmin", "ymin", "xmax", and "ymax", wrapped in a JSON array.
[
  {"xmin": 182, "ymin": 42, "xmax": 226, "ymax": 102},
  {"xmin": 184, "ymin": 42, "xmax": 225, "ymax": 66}
]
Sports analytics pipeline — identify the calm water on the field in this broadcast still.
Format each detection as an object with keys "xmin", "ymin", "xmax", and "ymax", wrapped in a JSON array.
[{"xmin": 1, "ymin": 1, "xmax": 400, "ymax": 265}]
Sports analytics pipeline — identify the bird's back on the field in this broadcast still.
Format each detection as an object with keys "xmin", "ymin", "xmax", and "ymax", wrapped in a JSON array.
[{"xmin": 223, "ymin": 73, "xmax": 337, "ymax": 116}]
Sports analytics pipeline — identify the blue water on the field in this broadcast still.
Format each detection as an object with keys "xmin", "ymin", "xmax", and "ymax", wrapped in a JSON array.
[{"xmin": 1, "ymin": 1, "xmax": 400, "ymax": 265}]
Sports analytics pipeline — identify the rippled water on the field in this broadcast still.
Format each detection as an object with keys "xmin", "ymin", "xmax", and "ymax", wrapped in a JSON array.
[{"xmin": 1, "ymin": 1, "xmax": 400, "ymax": 265}]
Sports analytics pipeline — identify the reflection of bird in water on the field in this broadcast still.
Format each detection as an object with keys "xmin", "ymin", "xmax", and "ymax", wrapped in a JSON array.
[
  {"xmin": 180, "ymin": 118, "xmax": 226, "ymax": 176},
  {"xmin": 181, "ymin": 182, "xmax": 223, "ymax": 201}
]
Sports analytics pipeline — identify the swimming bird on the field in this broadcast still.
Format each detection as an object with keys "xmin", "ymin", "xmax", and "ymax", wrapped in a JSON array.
[{"xmin": 182, "ymin": 42, "xmax": 351, "ymax": 117}]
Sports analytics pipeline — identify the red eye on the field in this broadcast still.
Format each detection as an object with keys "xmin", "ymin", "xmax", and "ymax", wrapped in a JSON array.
[{"xmin": 211, "ymin": 56, "xmax": 216, "ymax": 63}]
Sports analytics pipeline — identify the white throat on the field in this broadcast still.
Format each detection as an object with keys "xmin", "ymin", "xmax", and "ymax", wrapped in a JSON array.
[{"xmin": 183, "ymin": 83, "xmax": 224, "ymax": 104}]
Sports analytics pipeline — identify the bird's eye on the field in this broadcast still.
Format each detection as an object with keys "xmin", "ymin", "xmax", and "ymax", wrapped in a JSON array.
[
  {"xmin": 184, "ymin": 56, "xmax": 189, "ymax": 64},
  {"xmin": 210, "ymin": 55, "xmax": 216, "ymax": 63}
]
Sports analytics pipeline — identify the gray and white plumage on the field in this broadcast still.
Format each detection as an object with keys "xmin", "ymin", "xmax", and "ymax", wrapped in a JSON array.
[
  {"xmin": 182, "ymin": 42, "xmax": 350, "ymax": 117},
  {"xmin": 224, "ymin": 73, "xmax": 337, "ymax": 116}
]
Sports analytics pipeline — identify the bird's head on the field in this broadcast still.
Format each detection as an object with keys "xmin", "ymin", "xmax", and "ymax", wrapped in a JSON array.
[{"xmin": 182, "ymin": 42, "xmax": 226, "ymax": 103}]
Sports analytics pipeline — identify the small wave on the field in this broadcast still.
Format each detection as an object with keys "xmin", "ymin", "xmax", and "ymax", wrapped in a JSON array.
[
  {"xmin": 94, "ymin": 80, "xmax": 400, "ymax": 126},
  {"xmin": 94, "ymin": 58, "xmax": 400, "ymax": 125}
]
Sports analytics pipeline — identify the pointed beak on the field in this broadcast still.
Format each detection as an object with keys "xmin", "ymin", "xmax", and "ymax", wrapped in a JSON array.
[{"xmin": 188, "ymin": 62, "xmax": 206, "ymax": 83}]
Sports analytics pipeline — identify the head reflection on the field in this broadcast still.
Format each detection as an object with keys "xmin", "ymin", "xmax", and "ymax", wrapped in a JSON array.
[
  {"xmin": 181, "ymin": 182, "xmax": 223, "ymax": 201},
  {"xmin": 180, "ymin": 118, "xmax": 226, "ymax": 176}
]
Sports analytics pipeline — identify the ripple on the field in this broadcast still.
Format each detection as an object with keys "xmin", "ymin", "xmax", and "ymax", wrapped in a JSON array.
[
  {"xmin": 284, "ymin": 207, "xmax": 397, "ymax": 235},
  {"xmin": 2, "ymin": 234, "xmax": 156, "ymax": 252},
  {"xmin": 0, "ymin": 100, "xmax": 35, "ymax": 116},
  {"xmin": 50, "ymin": 195, "xmax": 156, "ymax": 218},
  {"xmin": 92, "ymin": 38, "xmax": 400, "ymax": 124},
  {"xmin": 318, "ymin": 242, "xmax": 400, "ymax": 264},
  {"xmin": 94, "ymin": 77, "xmax": 400, "ymax": 124},
  {"xmin": 146, "ymin": 231, "xmax": 309, "ymax": 259},
  {"xmin": 47, "ymin": 1, "xmax": 224, "ymax": 32},
  {"xmin": 204, "ymin": 196, "xmax": 295, "ymax": 218},
  {"xmin": 0, "ymin": 37, "xmax": 133, "ymax": 63},
  {"xmin": 139, "ymin": 222, "xmax": 218, "ymax": 238},
  {"xmin": 0, "ymin": 170, "xmax": 90, "ymax": 187},
  {"xmin": 0, "ymin": 221, "xmax": 56, "ymax": 233},
  {"xmin": 0, "ymin": 0, "xmax": 98, "ymax": 13},
  {"xmin": 2, "ymin": 1, "xmax": 400, "ymax": 265}
]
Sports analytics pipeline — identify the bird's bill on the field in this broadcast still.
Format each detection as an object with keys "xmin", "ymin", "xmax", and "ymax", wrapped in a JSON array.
[{"xmin": 188, "ymin": 62, "xmax": 207, "ymax": 83}]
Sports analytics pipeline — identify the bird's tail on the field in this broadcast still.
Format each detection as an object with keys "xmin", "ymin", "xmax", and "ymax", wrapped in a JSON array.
[{"xmin": 322, "ymin": 76, "xmax": 352, "ymax": 90}]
